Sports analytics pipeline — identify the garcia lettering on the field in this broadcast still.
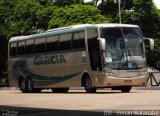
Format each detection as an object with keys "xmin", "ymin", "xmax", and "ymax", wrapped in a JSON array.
[{"xmin": 33, "ymin": 55, "xmax": 66, "ymax": 65}]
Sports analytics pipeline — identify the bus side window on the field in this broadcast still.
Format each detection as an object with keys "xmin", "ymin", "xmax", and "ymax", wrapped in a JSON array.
[
  {"xmin": 26, "ymin": 39, "xmax": 34, "ymax": 54},
  {"xmin": 72, "ymin": 31, "xmax": 85, "ymax": 49},
  {"xmin": 35, "ymin": 38, "xmax": 46, "ymax": 53},
  {"xmin": 59, "ymin": 33, "xmax": 72, "ymax": 51},
  {"xmin": 10, "ymin": 42, "xmax": 17, "ymax": 56},
  {"xmin": 17, "ymin": 41, "xmax": 25, "ymax": 55},
  {"xmin": 79, "ymin": 31, "xmax": 85, "ymax": 49},
  {"xmin": 73, "ymin": 33, "xmax": 80, "ymax": 49},
  {"xmin": 46, "ymin": 36, "xmax": 58, "ymax": 52}
]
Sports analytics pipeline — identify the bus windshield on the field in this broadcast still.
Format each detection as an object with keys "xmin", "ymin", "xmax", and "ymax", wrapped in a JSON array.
[{"xmin": 100, "ymin": 27, "xmax": 146, "ymax": 70}]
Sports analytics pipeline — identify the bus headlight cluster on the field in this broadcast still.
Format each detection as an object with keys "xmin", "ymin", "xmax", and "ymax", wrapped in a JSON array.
[{"xmin": 105, "ymin": 72, "xmax": 116, "ymax": 77}]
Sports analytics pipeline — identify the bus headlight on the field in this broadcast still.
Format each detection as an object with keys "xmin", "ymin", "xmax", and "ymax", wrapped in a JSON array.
[{"xmin": 105, "ymin": 72, "xmax": 116, "ymax": 77}]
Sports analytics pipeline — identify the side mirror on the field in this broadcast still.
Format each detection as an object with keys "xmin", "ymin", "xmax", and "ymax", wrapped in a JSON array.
[
  {"xmin": 143, "ymin": 37, "xmax": 154, "ymax": 51},
  {"xmin": 98, "ymin": 38, "xmax": 106, "ymax": 51}
]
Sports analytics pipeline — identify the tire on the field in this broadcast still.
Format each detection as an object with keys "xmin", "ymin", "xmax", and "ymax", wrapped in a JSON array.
[
  {"xmin": 84, "ymin": 77, "xmax": 97, "ymax": 93},
  {"xmin": 121, "ymin": 86, "xmax": 132, "ymax": 93},
  {"xmin": 27, "ymin": 78, "xmax": 34, "ymax": 93},
  {"xmin": 20, "ymin": 78, "xmax": 27, "ymax": 93},
  {"xmin": 52, "ymin": 88, "xmax": 69, "ymax": 93}
]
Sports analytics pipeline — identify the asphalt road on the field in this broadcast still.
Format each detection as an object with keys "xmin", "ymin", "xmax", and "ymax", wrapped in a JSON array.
[{"xmin": 0, "ymin": 88, "xmax": 160, "ymax": 116}]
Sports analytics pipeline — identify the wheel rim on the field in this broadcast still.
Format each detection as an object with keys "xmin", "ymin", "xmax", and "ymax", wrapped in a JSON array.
[{"xmin": 28, "ymin": 79, "xmax": 33, "ymax": 92}]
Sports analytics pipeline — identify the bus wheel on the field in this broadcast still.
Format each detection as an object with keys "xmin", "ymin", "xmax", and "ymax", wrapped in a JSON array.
[
  {"xmin": 27, "ymin": 78, "xmax": 34, "ymax": 93},
  {"xmin": 20, "ymin": 78, "xmax": 27, "ymax": 93},
  {"xmin": 52, "ymin": 88, "xmax": 69, "ymax": 93},
  {"xmin": 120, "ymin": 86, "xmax": 132, "ymax": 93},
  {"xmin": 84, "ymin": 77, "xmax": 97, "ymax": 93}
]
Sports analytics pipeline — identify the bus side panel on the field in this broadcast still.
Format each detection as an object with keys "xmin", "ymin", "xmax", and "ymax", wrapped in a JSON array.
[
  {"xmin": 46, "ymin": 51, "xmax": 88, "ymax": 88},
  {"xmin": 20, "ymin": 51, "xmax": 87, "ymax": 88},
  {"xmin": 8, "ymin": 51, "xmax": 89, "ymax": 89},
  {"xmin": 8, "ymin": 57, "xmax": 24, "ymax": 88}
]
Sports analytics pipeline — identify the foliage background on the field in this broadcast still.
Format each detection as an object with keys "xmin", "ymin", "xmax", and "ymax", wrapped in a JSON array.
[{"xmin": 0, "ymin": 0, "xmax": 160, "ymax": 86}]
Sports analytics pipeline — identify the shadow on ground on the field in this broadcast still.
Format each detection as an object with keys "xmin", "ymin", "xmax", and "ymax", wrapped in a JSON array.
[
  {"xmin": 0, "ymin": 106, "xmax": 103, "ymax": 116},
  {"xmin": 0, "ymin": 106, "xmax": 154, "ymax": 116},
  {"xmin": 13, "ymin": 89, "xmax": 140, "ymax": 94}
]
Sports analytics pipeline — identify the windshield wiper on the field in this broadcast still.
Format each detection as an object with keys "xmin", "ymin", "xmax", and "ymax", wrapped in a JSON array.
[
  {"xmin": 125, "ymin": 45, "xmax": 139, "ymax": 69},
  {"xmin": 120, "ymin": 28, "xmax": 139, "ymax": 70}
]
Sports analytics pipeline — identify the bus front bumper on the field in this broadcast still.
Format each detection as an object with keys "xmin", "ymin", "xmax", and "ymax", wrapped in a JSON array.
[{"xmin": 103, "ymin": 75, "xmax": 148, "ymax": 87}]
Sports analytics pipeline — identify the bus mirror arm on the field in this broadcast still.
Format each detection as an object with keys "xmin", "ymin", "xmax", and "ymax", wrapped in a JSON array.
[{"xmin": 98, "ymin": 38, "xmax": 106, "ymax": 52}]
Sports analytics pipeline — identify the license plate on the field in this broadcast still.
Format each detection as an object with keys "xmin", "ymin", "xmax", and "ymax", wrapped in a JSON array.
[{"xmin": 124, "ymin": 80, "xmax": 132, "ymax": 83}]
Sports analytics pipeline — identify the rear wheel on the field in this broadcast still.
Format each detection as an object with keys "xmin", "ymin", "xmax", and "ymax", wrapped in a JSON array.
[
  {"xmin": 27, "ymin": 78, "xmax": 34, "ymax": 93},
  {"xmin": 120, "ymin": 86, "xmax": 132, "ymax": 93},
  {"xmin": 20, "ymin": 78, "xmax": 27, "ymax": 93},
  {"xmin": 27, "ymin": 78, "xmax": 41, "ymax": 93},
  {"xmin": 84, "ymin": 77, "xmax": 97, "ymax": 93},
  {"xmin": 52, "ymin": 88, "xmax": 69, "ymax": 93}
]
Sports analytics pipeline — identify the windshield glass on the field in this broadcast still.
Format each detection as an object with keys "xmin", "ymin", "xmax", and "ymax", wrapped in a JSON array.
[{"xmin": 100, "ymin": 27, "xmax": 146, "ymax": 70}]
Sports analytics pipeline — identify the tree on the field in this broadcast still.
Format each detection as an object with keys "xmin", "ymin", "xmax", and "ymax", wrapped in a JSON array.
[
  {"xmin": 0, "ymin": 0, "xmax": 18, "ymax": 83},
  {"xmin": 53, "ymin": 0, "xmax": 81, "ymax": 7},
  {"xmin": 11, "ymin": 0, "xmax": 41, "ymax": 36},
  {"xmin": 0, "ymin": 0, "xmax": 18, "ymax": 38},
  {"xmin": 48, "ymin": 5, "xmax": 108, "ymax": 29},
  {"xmin": 132, "ymin": 0, "xmax": 160, "ymax": 37},
  {"xmin": 20, "ymin": 2, "xmax": 106, "ymax": 30},
  {"xmin": 36, "ymin": 6, "xmax": 57, "ymax": 30}
]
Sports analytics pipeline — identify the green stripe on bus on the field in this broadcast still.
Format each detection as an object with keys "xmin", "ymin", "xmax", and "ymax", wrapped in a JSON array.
[{"xmin": 12, "ymin": 59, "xmax": 81, "ymax": 84}]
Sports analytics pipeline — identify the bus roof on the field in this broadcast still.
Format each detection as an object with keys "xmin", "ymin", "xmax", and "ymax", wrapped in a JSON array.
[
  {"xmin": 9, "ymin": 23, "xmax": 139, "ymax": 43},
  {"xmin": 96, "ymin": 23, "xmax": 139, "ymax": 28}
]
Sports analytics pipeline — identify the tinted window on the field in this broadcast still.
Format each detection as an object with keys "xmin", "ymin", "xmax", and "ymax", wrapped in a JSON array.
[
  {"xmin": 87, "ymin": 29, "xmax": 101, "ymax": 70},
  {"xmin": 10, "ymin": 42, "xmax": 17, "ymax": 56},
  {"xmin": 73, "ymin": 32, "xmax": 80, "ymax": 49},
  {"xmin": 123, "ymin": 27, "xmax": 141, "ymax": 38},
  {"xmin": 35, "ymin": 38, "xmax": 46, "ymax": 53},
  {"xmin": 101, "ymin": 28, "xmax": 122, "ymax": 39},
  {"xmin": 47, "ymin": 36, "xmax": 58, "ymax": 52},
  {"xmin": 26, "ymin": 39, "xmax": 34, "ymax": 54},
  {"xmin": 72, "ymin": 31, "xmax": 85, "ymax": 49},
  {"xmin": 79, "ymin": 32, "xmax": 85, "ymax": 48},
  {"xmin": 59, "ymin": 33, "xmax": 72, "ymax": 51},
  {"xmin": 17, "ymin": 41, "xmax": 25, "ymax": 55}
]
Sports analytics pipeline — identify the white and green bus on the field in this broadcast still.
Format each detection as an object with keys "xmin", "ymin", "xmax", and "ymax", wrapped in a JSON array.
[{"xmin": 8, "ymin": 24, "xmax": 154, "ymax": 93}]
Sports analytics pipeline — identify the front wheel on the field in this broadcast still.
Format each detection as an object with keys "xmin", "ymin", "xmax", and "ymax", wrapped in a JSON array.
[
  {"xmin": 84, "ymin": 77, "xmax": 97, "ymax": 93},
  {"xmin": 120, "ymin": 86, "xmax": 132, "ymax": 93}
]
